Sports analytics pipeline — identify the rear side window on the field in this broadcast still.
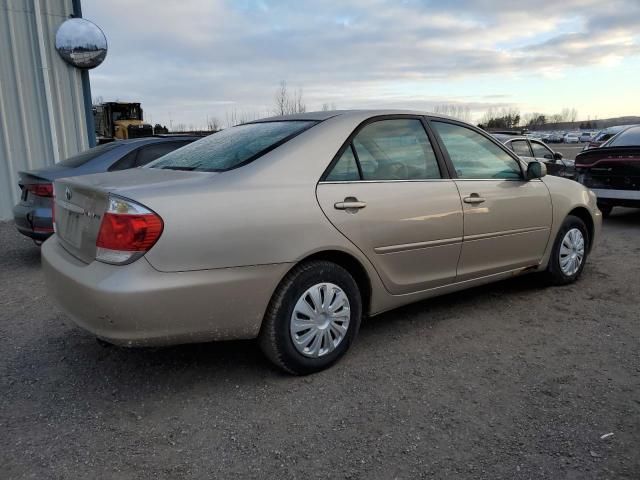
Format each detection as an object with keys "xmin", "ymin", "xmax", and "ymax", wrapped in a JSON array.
[
  {"xmin": 326, "ymin": 146, "xmax": 360, "ymax": 181},
  {"xmin": 432, "ymin": 121, "xmax": 521, "ymax": 179},
  {"xmin": 136, "ymin": 141, "xmax": 191, "ymax": 166},
  {"xmin": 58, "ymin": 142, "xmax": 121, "ymax": 168},
  {"xmin": 353, "ymin": 119, "xmax": 440, "ymax": 180},
  {"xmin": 325, "ymin": 119, "xmax": 441, "ymax": 181},
  {"xmin": 109, "ymin": 141, "xmax": 192, "ymax": 171},
  {"xmin": 147, "ymin": 121, "xmax": 317, "ymax": 172}
]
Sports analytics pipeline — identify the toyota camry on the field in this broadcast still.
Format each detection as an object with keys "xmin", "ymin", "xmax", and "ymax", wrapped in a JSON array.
[{"xmin": 42, "ymin": 110, "xmax": 602, "ymax": 374}]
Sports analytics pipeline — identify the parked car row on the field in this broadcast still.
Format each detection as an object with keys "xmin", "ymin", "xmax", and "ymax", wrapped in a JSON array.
[
  {"xmin": 496, "ymin": 125, "xmax": 640, "ymax": 218},
  {"xmin": 533, "ymin": 131, "xmax": 595, "ymax": 144},
  {"xmin": 16, "ymin": 110, "xmax": 602, "ymax": 374},
  {"xmin": 493, "ymin": 134, "xmax": 574, "ymax": 179},
  {"xmin": 575, "ymin": 125, "xmax": 640, "ymax": 217}
]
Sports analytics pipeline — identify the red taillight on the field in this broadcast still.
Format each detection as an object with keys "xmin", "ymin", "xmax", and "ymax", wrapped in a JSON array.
[
  {"xmin": 27, "ymin": 183, "xmax": 53, "ymax": 197},
  {"xmin": 95, "ymin": 196, "xmax": 163, "ymax": 265},
  {"xmin": 97, "ymin": 213, "xmax": 163, "ymax": 252}
]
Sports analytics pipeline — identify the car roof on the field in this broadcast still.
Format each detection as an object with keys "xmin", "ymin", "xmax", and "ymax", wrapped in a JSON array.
[{"xmin": 250, "ymin": 109, "xmax": 459, "ymax": 123}]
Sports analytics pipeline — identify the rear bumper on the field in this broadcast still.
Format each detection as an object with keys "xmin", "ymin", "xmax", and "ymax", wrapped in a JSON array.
[
  {"xmin": 41, "ymin": 237, "xmax": 291, "ymax": 346},
  {"xmin": 13, "ymin": 202, "xmax": 54, "ymax": 240},
  {"xmin": 591, "ymin": 188, "xmax": 640, "ymax": 200},
  {"xmin": 592, "ymin": 189, "xmax": 640, "ymax": 208}
]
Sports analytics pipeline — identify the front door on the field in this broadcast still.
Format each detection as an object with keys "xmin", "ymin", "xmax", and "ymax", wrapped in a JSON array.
[
  {"xmin": 316, "ymin": 117, "xmax": 463, "ymax": 295},
  {"xmin": 430, "ymin": 120, "xmax": 553, "ymax": 281}
]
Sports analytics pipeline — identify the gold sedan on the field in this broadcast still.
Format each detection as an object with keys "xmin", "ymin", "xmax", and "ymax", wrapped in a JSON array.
[{"xmin": 42, "ymin": 110, "xmax": 602, "ymax": 374}]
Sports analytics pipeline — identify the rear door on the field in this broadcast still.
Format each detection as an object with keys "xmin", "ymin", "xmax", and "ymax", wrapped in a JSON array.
[
  {"xmin": 316, "ymin": 117, "xmax": 463, "ymax": 295},
  {"xmin": 429, "ymin": 119, "xmax": 552, "ymax": 281}
]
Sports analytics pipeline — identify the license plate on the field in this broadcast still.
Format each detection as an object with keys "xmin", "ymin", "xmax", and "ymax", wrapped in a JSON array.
[{"xmin": 62, "ymin": 212, "xmax": 83, "ymax": 248}]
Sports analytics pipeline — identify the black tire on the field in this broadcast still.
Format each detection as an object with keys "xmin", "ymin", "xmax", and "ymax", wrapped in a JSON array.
[
  {"xmin": 258, "ymin": 260, "xmax": 362, "ymax": 375},
  {"xmin": 598, "ymin": 203, "xmax": 613, "ymax": 218},
  {"xmin": 544, "ymin": 215, "xmax": 590, "ymax": 285}
]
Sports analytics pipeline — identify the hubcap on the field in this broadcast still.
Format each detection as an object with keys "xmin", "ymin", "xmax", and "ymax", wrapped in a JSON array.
[
  {"xmin": 290, "ymin": 282, "xmax": 351, "ymax": 358},
  {"xmin": 559, "ymin": 228, "xmax": 585, "ymax": 276}
]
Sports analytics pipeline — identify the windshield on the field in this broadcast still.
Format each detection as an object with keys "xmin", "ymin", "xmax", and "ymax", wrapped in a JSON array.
[
  {"xmin": 58, "ymin": 142, "xmax": 122, "ymax": 168},
  {"xmin": 147, "ymin": 121, "xmax": 317, "ymax": 172},
  {"xmin": 604, "ymin": 127, "xmax": 640, "ymax": 147}
]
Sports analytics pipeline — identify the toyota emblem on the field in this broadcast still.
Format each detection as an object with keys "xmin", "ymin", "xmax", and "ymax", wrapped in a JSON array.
[{"xmin": 65, "ymin": 187, "xmax": 72, "ymax": 201}]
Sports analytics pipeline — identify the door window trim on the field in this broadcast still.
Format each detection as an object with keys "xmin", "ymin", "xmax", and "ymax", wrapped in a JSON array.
[
  {"xmin": 424, "ymin": 117, "xmax": 525, "ymax": 181},
  {"xmin": 319, "ymin": 114, "xmax": 451, "ymax": 183}
]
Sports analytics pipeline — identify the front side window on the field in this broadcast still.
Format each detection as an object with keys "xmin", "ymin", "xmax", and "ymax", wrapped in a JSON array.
[
  {"xmin": 531, "ymin": 141, "xmax": 554, "ymax": 160},
  {"xmin": 510, "ymin": 140, "xmax": 533, "ymax": 158},
  {"xmin": 148, "ymin": 121, "xmax": 317, "ymax": 172},
  {"xmin": 351, "ymin": 119, "xmax": 441, "ymax": 180},
  {"xmin": 432, "ymin": 122, "xmax": 522, "ymax": 180}
]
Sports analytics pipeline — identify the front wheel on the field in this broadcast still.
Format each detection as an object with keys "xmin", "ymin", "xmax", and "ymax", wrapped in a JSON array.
[
  {"xmin": 259, "ymin": 260, "xmax": 362, "ymax": 375},
  {"xmin": 544, "ymin": 215, "xmax": 589, "ymax": 285}
]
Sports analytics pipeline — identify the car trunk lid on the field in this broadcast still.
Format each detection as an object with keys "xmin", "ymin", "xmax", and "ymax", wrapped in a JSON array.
[{"xmin": 53, "ymin": 168, "xmax": 210, "ymax": 264}]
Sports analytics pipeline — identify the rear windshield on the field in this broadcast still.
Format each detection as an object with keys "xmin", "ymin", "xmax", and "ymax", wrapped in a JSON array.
[
  {"xmin": 606, "ymin": 127, "xmax": 640, "ymax": 147},
  {"xmin": 57, "ymin": 142, "xmax": 121, "ymax": 168},
  {"xmin": 147, "ymin": 121, "xmax": 317, "ymax": 172}
]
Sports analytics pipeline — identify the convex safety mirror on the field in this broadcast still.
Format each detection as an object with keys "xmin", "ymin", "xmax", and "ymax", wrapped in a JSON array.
[{"xmin": 55, "ymin": 18, "xmax": 107, "ymax": 69}]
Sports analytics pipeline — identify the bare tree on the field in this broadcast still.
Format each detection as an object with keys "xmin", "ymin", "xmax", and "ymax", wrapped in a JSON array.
[
  {"xmin": 274, "ymin": 81, "xmax": 306, "ymax": 115},
  {"xmin": 321, "ymin": 102, "xmax": 337, "ymax": 111},
  {"xmin": 224, "ymin": 109, "xmax": 259, "ymax": 128},
  {"xmin": 433, "ymin": 104, "xmax": 472, "ymax": 122},
  {"xmin": 479, "ymin": 107, "xmax": 520, "ymax": 129},
  {"xmin": 274, "ymin": 81, "xmax": 289, "ymax": 116},
  {"xmin": 206, "ymin": 116, "xmax": 220, "ymax": 131},
  {"xmin": 92, "ymin": 95, "xmax": 104, "ymax": 106}
]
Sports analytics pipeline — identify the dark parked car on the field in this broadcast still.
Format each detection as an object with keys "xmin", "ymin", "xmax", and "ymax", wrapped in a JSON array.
[
  {"xmin": 575, "ymin": 125, "xmax": 640, "ymax": 217},
  {"xmin": 494, "ymin": 134, "xmax": 574, "ymax": 179},
  {"xmin": 13, "ymin": 136, "xmax": 200, "ymax": 243},
  {"xmin": 582, "ymin": 125, "xmax": 637, "ymax": 151}
]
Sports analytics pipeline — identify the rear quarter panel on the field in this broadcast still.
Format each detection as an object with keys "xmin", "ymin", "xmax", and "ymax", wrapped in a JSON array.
[{"xmin": 539, "ymin": 176, "xmax": 601, "ymax": 268}]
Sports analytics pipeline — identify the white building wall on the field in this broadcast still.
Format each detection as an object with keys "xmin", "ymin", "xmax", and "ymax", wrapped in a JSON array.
[{"xmin": 0, "ymin": 0, "xmax": 89, "ymax": 220}]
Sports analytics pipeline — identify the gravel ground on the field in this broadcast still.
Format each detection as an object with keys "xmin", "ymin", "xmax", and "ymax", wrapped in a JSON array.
[{"xmin": 1, "ymin": 212, "xmax": 639, "ymax": 479}]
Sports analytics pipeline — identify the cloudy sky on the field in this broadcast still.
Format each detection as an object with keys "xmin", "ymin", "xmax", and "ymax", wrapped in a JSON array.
[{"xmin": 83, "ymin": 0, "xmax": 640, "ymax": 128}]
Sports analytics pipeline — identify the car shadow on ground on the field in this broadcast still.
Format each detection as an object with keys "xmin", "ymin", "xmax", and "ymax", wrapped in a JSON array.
[
  {"xmin": 604, "ymin": 207, "xmax": 640, "ymax": 225},
  {"xmin": 29, "ymin": 270, "xmax": 552, "ymax": 390},
  {"xmin": 0, "ymin": 240, "xmax": 41, "ymax": 270}
]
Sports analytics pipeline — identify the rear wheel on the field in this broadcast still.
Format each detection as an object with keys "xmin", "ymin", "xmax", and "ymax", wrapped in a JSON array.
[
  {"xmin": 544, "ymin": 215, "xmax": 589, "ymax": 285},
  {"xmin": 259, "ymin": 260, "xmax": 362, "ymax": 375}
]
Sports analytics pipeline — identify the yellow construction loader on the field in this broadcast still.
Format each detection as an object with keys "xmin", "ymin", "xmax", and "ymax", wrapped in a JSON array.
[{"xmin": 93, "ymin": 102, "xmax": 155, "ymax": 143}]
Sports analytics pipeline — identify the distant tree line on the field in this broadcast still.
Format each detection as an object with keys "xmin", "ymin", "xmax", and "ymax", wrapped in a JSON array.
[{"xmin": 479, "ymin": 107, "xmax": 586, "ymax": 130}]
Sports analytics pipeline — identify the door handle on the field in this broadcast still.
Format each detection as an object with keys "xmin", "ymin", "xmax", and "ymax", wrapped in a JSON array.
[
  {"xmin": 463, "ymin": 194, "xmax": 485, "ymax": 205},
  {"xmin": 334, "ymin": 197, "xmax": 367, "ymax": 210}
]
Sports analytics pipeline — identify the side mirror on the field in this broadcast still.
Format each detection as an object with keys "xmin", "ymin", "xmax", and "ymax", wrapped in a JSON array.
[
  {"xmin": 527, "ymin": 161, "xmax": 547, "ymax": 180},
  {"xmin": 553, "ymin": 152, "xmax": 563, "ymax": 161}
]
